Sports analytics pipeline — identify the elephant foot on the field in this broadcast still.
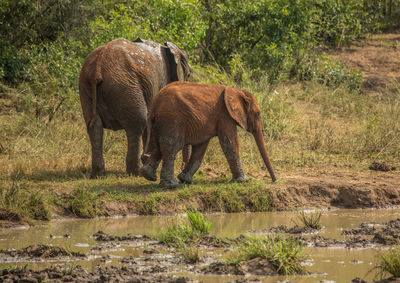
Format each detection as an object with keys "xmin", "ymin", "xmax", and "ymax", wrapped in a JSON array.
[
  {"xmin": 140, "ymin": 165, "xmax": 157, "ymax": 181},
  {"xmin": 90, "ymin": 168, "xmax": 106, "ymax": 179},
  {"xmin": 141, "ymin": 153, "xmax": 151, "ymax": 164},
  {"xmin": 159, "ymin": 178, "xmax": 179, "ymax": 189},
  {"xmin": 178, "ymin": 172, "xmax": 193, "ymax": 184},
  {"xmin": 231, "ymin": 174, "xmax": 249, "ymax": 183}
]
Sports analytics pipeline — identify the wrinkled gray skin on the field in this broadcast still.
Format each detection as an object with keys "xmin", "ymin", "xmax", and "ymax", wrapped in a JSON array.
[{"xmin": 79, "ymin": 38, "xmax": 191, "ymax": 178}]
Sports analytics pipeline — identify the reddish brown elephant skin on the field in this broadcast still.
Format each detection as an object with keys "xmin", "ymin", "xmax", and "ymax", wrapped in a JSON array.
[
  {"xmin": 79, "ymin": 38, "xmax": 190, "ymax": 178},
  {"xmin": 141, "ymin": 81, "xmax": 277, "ymax": 188}
]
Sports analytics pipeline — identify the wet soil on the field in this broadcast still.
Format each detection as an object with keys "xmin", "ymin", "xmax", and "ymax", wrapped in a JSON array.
[
  {"xmin": 342, "ymin": 218, "xmax": 400, "ymax": 245},
  {"xmin": 0, "ymin": 264, "xmax": 195, "ymax": 283},
  {"xmin": 250, "ymin": 218, "xmax": 400, "ymax": 249},
  {"xmin": 0, "ymin": 208, "xmax": 30, "ymax": 228},
  {"xmin": 0, "ymin": 244, "xmax": 85, "ymax": 258},
  {"xmin": 201, "ymin": 258, "xmax": 277, "ymax": 276}
]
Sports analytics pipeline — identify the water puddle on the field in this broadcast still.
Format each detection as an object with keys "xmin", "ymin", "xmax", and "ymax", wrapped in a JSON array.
[{"xmin": 1, "ymin": 208, "xmax": 400, "ymax": 282}]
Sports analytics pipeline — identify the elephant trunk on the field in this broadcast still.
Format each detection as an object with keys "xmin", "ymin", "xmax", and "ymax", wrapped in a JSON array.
[{"xmin": 253, "ymin": 127, "xmax": 277, "ymax": 182}]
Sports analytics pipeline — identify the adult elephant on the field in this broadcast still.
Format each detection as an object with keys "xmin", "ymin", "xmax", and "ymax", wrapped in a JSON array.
[
  {"xmin": 79, "ymin": 38, "xmax": 191, "ymax": 178},
  {"xmin": 141, "ymin": 81, "xmax": 277, "ymax": 188}
]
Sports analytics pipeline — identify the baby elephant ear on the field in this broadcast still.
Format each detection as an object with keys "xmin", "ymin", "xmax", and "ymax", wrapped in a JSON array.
[{"xmin": 223, "ymin": 87, "xmax": 248, "ymax": 130}]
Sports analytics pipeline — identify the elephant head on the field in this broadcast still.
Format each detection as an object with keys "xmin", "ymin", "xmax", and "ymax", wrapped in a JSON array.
[
  {"xmin": 164, "ymin": 42, "xmax": 191, "ymax": 82},
  {"xmin": 224, "ymin": 87, "xmax": 277, "ymax": 182}
]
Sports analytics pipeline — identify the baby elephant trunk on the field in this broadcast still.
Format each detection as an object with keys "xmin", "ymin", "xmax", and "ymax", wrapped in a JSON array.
[{"xmin": 253, "ymin": 128, "xmax": 277, "ymax": 182}]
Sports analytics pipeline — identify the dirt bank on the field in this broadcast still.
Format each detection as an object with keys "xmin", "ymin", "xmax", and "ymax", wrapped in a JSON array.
[{"xmin": 270, "ymin": 170, "xmax": 400, "ymax": 211}]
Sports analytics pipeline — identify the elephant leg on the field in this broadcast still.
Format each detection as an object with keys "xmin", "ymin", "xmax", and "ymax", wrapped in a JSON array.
[
  {"xmin": 126, "ymin": 131, "xmax": 143, "ymax": 176},
  {"xmin": 141, "ymin": 127, "xmax": 150, "ymax": 164},
  {"xmin": 87, "ymin": 114, "xmax": 106, "ymax": 178},
  {"xmin": 140, "ymin": 144, "xmax": 161, "ymax": 182},
  {"xmin": 159, "ymin": 138, "xmax": 182, "ymax": 189},
  {"xmin": 181, "ymin": 144, "xmax": 191, "ymax": 169},
  {"xmin": 218, "ymin": 131, "xmax": 248, "ymax": 183},
  {"xmin": 178, "ymin": 141, "xmax": 209, "ymax": 184}
]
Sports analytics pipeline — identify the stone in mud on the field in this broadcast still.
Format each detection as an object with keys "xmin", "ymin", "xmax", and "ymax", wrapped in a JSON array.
[
  {"xmin": 369, "ymin": 161, "xmax": 396, "ymax": 172},
  {"xmin": 143, "ymin": 248, "xmax": 159, "ymax": 254}
]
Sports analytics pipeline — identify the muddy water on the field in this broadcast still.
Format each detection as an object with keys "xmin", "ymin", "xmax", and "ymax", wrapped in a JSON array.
[{"xmin": 1, "ymin": 208, "xmax": 400, "ymax": 282}]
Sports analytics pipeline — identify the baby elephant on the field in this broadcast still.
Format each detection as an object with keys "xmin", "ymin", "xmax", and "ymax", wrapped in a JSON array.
[{"xmin": 141, "ymin": 81, "xmax": 277, "ymax": 188}]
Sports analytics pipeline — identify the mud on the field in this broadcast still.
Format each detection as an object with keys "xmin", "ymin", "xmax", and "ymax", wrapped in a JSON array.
[
  {"xmin": 342, "ymin": 218, "xmax": 400, "ymax": 245},
  {"xmin": 0, "ymin": 208, "xmax": 30, "ymax": 228},
  {"xmin": 201, "ymin": 258, "xmax": 277, "ymax": 276},
  {"xmin": 0, "ymin": 264, "xmax": 195, "ymax": 283},
  {"xmin": 249, "ymin": 225, "xmax": 318, "ymax": 235},
  {"xmin": 92, "ymin": 230, "xmax": 151, "ymax": 242},
  {"xmin": 0, "ymin": 244, "xmax": 85, "ymax": 258}
]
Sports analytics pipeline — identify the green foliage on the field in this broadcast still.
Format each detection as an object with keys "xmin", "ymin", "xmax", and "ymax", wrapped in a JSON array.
[
  {"xmin": 226, "ymin": 235, "xmax": 306, "ymax": 275},
  {"xmin": 375, "ymin": 246, "xmax": 400, "ymax": 278},
  {"xmin": 296, "ymin": 210, "xmax": 322, "ymax": 230},
  {"xmin": 69, "ymin": 187, "xmax": 102, "ymax": 218},
  {"xmin": 185, "ymin": 208, "xmax": 212, "ymax": 234}
]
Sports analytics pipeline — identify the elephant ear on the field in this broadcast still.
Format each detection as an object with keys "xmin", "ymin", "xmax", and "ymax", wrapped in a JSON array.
[
  {"xmin": 223, "ymin": 87, "xmax": 250, "ymax": 130},
  {"xmin": 164, "ymin": 42, "xmax": 188, "ymax": 81}
]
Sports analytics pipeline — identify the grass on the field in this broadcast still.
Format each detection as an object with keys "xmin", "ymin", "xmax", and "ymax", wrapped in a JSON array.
[
  {"xmin": 158, "ymin": 209, "xmax": 210, "ymax": 263},
  {"xmin": 1, "ymin": 62, "xmax": 400, "ymax": 220},
  {"xmin": 226, "ymin": 235, "xmax": 306, "ymax": 275},
  {"xmin": 375, "ymin": 246, "xmax": 400, "ymax": 279},
  {"xmin": 158, "ymin": 208, "xmax": 211, "ymax": 246},
  {"xmin": 186, "ymin": 208, "xmax": 212, "ymax": 234},
  {"xmin": 0, "ymin": 177, "xmax": 51, "ymax": 221},
  {"xmin": 296, "ymin": 210, "xmax": 322, "ymax": 230}
]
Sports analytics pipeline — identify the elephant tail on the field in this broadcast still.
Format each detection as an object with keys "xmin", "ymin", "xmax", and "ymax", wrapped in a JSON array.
[{"xmin": 87, "ymin": 79, "xmax": 100, "ymax": 128}]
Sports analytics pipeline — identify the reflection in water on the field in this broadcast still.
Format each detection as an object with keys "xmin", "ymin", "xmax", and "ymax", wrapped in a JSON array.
[{"xmin": 1, "ymin": 209, "xmax": 400, "ymax": 282}]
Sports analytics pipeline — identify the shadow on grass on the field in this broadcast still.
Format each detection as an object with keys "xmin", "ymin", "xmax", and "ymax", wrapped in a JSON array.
[
  {"xmin": 90, "ymin": 183, "xmax": 161, "ymax": 195},
  {"xmin": 6, "ymin": 168, "xmax": 127, "ymax": 182}
]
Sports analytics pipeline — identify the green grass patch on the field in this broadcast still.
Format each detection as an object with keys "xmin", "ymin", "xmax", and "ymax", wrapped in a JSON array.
[
  {"xmin": 226, "ymin": 235, "xmax": 306, "ymax": 275},
  {"xmin": 0, "ymin": 179, "xmax": 51, "ymax": 221},
  {"xmin": 375, "ymin": 246, "xmax": 400, "ymax": 279},
  {"xmin": 68, "ymin": 187, "xmax": 103, "ymax": 218},
  {"xmin": 186, "ymin": 208, "xmax": 212, "ymax": 234},
  {"xmin": 158, "ymin": 208, "xmax": 211, "ymax": 246}
]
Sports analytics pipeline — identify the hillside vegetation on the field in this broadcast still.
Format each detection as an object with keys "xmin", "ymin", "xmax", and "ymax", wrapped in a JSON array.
[{"xmin": 0, "ymin": 0, "xmax": 400, "ymax": 221}]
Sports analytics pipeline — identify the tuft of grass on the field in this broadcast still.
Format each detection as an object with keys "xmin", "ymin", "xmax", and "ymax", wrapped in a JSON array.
[
  {"xmin": 186, "ymin": 208, "xmax": 212, "ymax": 234},
  {"xmin": 0, "ymin": 180, "xmax": 51, "ymax": 221},
  {"xmin": 226, "ymin": 235, "xmax": 306, "ymax": 275},
  {"xmin": 375, "ymin": 246, "xmax": 400, "ymax": 279},
  {"xmin": 68, "ymin": 187, "xmax": 103, "ymax": 218},
  {"xmin": 178, "ymin": 243, "xmax": 200, "ymax": 264},
  {"xmin": 158, "ymin": 208, "xmax": 211, "ymax": 246},
  {"xmin": 296, "ymin": 210, "xmax": 322, "ymax": 230}
]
